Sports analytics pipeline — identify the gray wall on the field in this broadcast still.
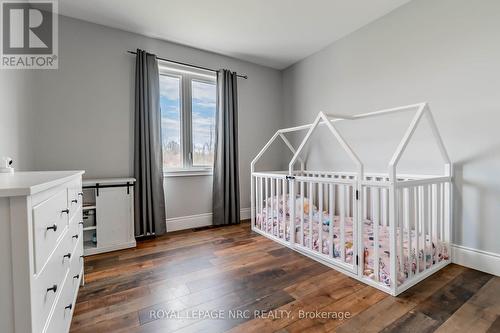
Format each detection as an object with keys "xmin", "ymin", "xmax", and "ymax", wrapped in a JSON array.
[
  {"xmin": 31, "ymin": 16, "xmax": 284, "ymax": 218},
  {"xmin": 282, "ymin": 0, "xmax": 500, "ymax": 255},
  {"xmin": 0, "ymin": 71, "xmax": 34, "ymax": 171},
  {"xmin": 0, "ymin": 72, "xmax": 33, "ymax": 333}
]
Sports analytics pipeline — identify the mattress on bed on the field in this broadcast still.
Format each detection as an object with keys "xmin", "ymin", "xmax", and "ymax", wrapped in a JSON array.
[{"xmin": 255, "ymin": 195, "xmax": 449, "ymax": 287}]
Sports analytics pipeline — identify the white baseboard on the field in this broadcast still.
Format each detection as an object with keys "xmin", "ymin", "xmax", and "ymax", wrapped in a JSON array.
[
  {"xmin": 240, "ymin": 207, "xmax": 251, "ymax": 220},
  {"xmin": 452, "ymin": 244, "xmax": 500, "ymax": 277},
  {"xmin": 166, "ymin": 208, "xmax": 251, "ymax": 232}
]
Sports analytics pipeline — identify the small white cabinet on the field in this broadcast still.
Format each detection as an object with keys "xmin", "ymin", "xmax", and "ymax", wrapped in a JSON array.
[{"xmin": 82, "ymin": 178, "xmax": 136, "ymax": 255}]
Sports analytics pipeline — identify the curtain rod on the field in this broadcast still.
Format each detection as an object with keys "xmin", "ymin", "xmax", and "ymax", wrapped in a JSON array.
[{"xmin": 127, "ymin": 50, "xmax": 248, "ymax": 79}]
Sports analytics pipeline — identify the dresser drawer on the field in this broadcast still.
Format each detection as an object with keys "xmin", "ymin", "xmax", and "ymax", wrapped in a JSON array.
[
  {"xmin": 69, "ymin": 218, "xmax": 83, "ymax": 260},
  {"xmin": 45, "ymin": 268, "xmax": 77, "ymax": 333},
  {"xmin": 67, "ymin": 184, "xmax": 82, "ymax": 219},
  {"xmin": 33, "ymin": 189, "xmax": 70, "ymax": 273},
  {"xmin": 69, "ymin": 204, "xmax": 82, "ymax": 227},
  {"xmin": 32, "ymin": 230, "xmax": 73, "ymax": 333},
  {"xmin": 69, "ymin": 226, "xmax": 84, "ymax": 289}
]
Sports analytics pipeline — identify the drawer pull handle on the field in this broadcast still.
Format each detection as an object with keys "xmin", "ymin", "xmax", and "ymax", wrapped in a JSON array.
[
  {"xmin": 62, "ymin": 209, "xmax": 70, "ymax": 214},
  {"xmin": 72, "ymin": 199, "xmax": 78, "ymax": 204},
  {"xmin": 63, "ymin": 253, "xmax": 72, "ymax": 259},
  {"xmin": 46, "ymin": 285, "xmax": 57, "ymax": 293},
  {"xmin": 65, "ymin": 304, "xmax": 73, "ymax": 311},
  {"xmin": 46, "ymin": 224, "xmax": 58, "ymax": 232},
  {"xmin": 79, "ymin": 221, "xmax": 84, "ymax": 225},
  {"xmin": 73, "ymin": 274, "xmax": 80, "ymax": 279},
  {"xmin": 72, "ymin": 234, "xmax": 79, "ymax": 239},
  {"xmin": 78, "ymin": 192, "xmax": 83, "ymax": 196}
]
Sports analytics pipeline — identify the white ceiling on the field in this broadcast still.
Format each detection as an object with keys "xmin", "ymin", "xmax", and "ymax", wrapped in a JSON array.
[{"xmin": 59, "ymin": 0, "xmax": 411, "ymax": 69}]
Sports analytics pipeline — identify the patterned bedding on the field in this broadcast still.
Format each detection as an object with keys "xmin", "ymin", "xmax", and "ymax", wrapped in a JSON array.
[{"xmin": 255, "ymin": 195, "xmax": 449, "ymax": 287}]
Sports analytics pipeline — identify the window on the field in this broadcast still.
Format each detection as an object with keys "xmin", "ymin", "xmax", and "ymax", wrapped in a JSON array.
[
  {"xmin": 160, "ymin": 75, "xmax": 182, "ymax": 168},
  {"xmin": 159, "ymin": 63, "xmax": 217, "ymax": 174}
]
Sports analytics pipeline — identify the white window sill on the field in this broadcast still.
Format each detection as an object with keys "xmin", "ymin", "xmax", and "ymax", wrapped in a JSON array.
[{"xmin": 164, "ymin": 168, "xmax": 213, "ymax": 177}]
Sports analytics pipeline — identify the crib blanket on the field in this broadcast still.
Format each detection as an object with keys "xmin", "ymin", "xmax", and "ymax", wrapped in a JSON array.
[{"xmin": 255, "ymin": 195, "xmax": 449, "ymax": 287}]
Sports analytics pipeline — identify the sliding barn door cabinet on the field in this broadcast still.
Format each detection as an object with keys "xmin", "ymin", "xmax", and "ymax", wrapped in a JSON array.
[{"xmin": 82, "ymin": 178, "xmax": 136, "ymax": 255}]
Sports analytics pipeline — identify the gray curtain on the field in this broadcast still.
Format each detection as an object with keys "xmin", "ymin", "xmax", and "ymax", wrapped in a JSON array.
[
  {"xmin": 213, "ymin": 69, "xmax": 240, "ymax": 226},
  {"xmin": 134, "ymin": 49, "xmax": 166, "ymax": 236}
]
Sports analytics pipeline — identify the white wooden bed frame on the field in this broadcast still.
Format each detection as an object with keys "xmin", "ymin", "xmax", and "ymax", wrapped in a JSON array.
[{"xmin": 250, "ymin": 102, "xmax": 452, "ymax": 296}]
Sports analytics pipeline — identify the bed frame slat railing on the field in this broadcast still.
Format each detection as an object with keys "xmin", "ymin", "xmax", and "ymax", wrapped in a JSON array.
[
  {"xmin": 414, "ymin": 186, "xmax": 420, "ymax": 278},
  {"xmin": 318, "ymin": 183, "xmax": 323, "ymax": 255},
  {"xmin": 428, "ymin": 184, "xmax": 434, "ymax": 268},
  {"xmin": 329, "ymin": 183, "xmax": 334, "ymax": 258},
  {"xmin": 339, "ymin": 185, "xmax": 345, "ymax": 262},
  {"xmin": 276, "ymin": 178, "xmax": 279, "ymax": 238},
  {"xmin": 418, "ymin": 186, "xmax": 424, "ymax": 275},
  {"xmin": 300, "ymin": 181, "xmax": 305, "ymax": 246},
  {"xmin": 277, "ymin": 178, "xmax": 281, "ymax": 239},
  {"xmin": 372, "ymin": 187, "xmax": 380, "ymax": 282},
  {"xmin": 282, "ymin": 178, "xmax": 286, "ymax": 241},
  {"xmin": 251, "ymin": 103, "xmax": 452, "ymax": 296},
  {"xmin": 424, "ymin": 184, "xmax": 430, "ymax": 268},
  {"xmin": 308, "ymin": 182, "xmax": 313, "ymax": 250},
  {"xmin": 398, "ymin": 188, "xmax": 404, "ymax": 280},
  {"xmin": 265, "ymin": 178, "xmax": 269, "ymax": 232},
  {"xmin": 289, "ymin": 178, "xmax": 295, "ymax": 244},
  {"xmin": 259, "ymin": 177, "xmax": 263, "ymax": 231},
  {"xmin": 270, "ymin": 178, "xmax": 274, "ymax": 236}
]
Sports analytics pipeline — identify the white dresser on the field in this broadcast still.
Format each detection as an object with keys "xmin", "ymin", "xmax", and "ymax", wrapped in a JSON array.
[{"xmin": 0, "ymin": 171, "xmax": 85, "ymax": 333}]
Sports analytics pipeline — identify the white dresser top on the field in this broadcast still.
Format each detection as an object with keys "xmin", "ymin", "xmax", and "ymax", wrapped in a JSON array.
[{"xmin": 0, "ymin": 171, "xmax": 85, "ymax": 197}]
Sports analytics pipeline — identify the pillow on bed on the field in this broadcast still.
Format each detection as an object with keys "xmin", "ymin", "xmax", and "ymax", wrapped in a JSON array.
[{"xmin": 264, "ymin": 194, "xmax": 317, "ymax": 215}]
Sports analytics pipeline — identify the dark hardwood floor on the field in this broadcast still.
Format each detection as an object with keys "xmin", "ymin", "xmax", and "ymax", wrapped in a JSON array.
[{"xmin": 70, "ymin": 221, "xmax": 500, "ymax": 333}]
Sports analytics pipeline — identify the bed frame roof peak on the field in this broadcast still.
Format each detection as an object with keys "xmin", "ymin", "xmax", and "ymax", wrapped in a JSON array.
[{"xmin": 252, "ymin": 102, "xmax": 452, "ymax": 180}]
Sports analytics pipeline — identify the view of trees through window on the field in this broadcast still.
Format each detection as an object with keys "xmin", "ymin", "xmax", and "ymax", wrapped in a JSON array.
[
  {"xmin": 191, "ymin": 80, "xmax": 216, "ymax": 166},
  {"xmin": 160, "ymin": 75, "xmax": 182, "ymax": 168},
  {"xmin": 160, "ymin": 71, "xmax": 216, "ymax": 170}
]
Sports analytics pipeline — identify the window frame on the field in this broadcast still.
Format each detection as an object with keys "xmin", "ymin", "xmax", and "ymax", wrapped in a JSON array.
[{"xmin": 159, "ymin": 62, "xmax": 217, "ymax": 177}]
